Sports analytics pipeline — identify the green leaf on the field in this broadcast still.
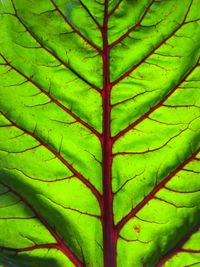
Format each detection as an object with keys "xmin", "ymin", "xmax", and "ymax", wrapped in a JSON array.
[{"xmin": 0, "ymin": 0, "xmax": 199, "ymax": 266}]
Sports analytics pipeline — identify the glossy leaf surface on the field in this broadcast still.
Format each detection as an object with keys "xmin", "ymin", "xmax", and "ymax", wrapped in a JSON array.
[{"xmin": 0, "ymin": 0, "xmax": 200, "ymax": 266}]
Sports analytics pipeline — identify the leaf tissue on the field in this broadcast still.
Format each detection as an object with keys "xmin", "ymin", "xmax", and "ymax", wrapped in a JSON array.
[{"xmin": 0, "ymin": 0, "xmax": 200, "ymax": 266}]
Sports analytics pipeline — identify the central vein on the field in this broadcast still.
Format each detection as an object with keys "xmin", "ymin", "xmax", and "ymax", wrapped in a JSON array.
[{"xmin": 101, "ymin": 1, "xmax": 117, "ymax": 266}]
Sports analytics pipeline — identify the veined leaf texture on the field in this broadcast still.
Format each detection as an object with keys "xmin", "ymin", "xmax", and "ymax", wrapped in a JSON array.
[{"xmin": 0, "ymin": 0, "xmax": 200, "ymax": 266}]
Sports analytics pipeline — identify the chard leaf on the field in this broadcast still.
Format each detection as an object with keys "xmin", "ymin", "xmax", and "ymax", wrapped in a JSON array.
[{"xmin": 0, "ymin": 0, "xmax": 200, "ymax": 266}]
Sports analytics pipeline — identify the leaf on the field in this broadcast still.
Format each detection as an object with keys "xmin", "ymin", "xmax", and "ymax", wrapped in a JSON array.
[{"xmin": 0, "ymin": 0, "xmax": 200, "ymax": 266}]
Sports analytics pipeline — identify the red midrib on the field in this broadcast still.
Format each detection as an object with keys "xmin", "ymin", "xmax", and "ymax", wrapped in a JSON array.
[{"xmin": 101, "ymin": 1, "xmax": 117, "ymax": 266}]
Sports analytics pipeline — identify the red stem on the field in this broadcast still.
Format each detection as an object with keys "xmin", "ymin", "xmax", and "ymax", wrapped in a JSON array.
[{"xmin": 101, "ymin": 1, "xmax": 117, "ymax": 266}]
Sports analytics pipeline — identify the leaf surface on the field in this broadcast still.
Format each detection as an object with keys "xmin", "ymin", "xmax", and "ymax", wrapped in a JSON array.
[{"xmin": 0, "ymin": 0, "xmax": 200, "ymax": 266}]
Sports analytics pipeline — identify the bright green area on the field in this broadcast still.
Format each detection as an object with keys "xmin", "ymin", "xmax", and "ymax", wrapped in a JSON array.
[{"xmin": 0, "ymin": 0, "xmax": 200, "ymax": 267}]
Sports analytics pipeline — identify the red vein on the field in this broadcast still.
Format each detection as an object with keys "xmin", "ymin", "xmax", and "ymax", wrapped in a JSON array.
[
  {"xmin": 0, "ymin": 182, "xmax": 84, "ymax": 267},
  {"xmin": 109, "ymin": 0, "xmax": 155, "ymax": 48},
  {"xmin": 1, "ymin": 144, "xmax": 41, "ymax": 154},
  {"xmin": 114, "ymin": 122, "xmax": 196, "ymax": 157},
  {"xmin": 101, "ymin": 1, "xmax": 117, "ymax": 266},
  {"xmin": 119, "ymin": 235, "xmax": 151, "ymax": 244},
  {"xmin": 9, "ymin": 0, "xmax": 101, "ymax": 93},
  {"xmin": 78, "ymin": 0, "xmax": 102, "ymax": 30},
  {"xmin": 0, "ymin": 191, "xmax": 9, "ymax": 196},
  {"xmin": 155, "ymin": 223, "xmax": 200, "ymax": 267},
  {"xmin": 164, "ymin": 186, "xmax": 200, "ymax": 194},
  {"xmin": 45, "ymin": 195, "xmax": 100, "ymax": 219},
  {"xmin": 183, "ymin": 168, "xmax": 200, "ymax": 174},
  {"xmin": 0, "ymin": 200, "xmax": 21, "ymax": 209},
  {"xmin": 135, "ymin": 214, "xmax": 165, "ymax": 225},
  {"xmin": 112, "ymin": 59, "xmax": 199, "ymax": 142},
  {"xmin": 1, "ymin": 112, "xmax": 102, "ymax": 204},
  {"xmin": 180, "ymin": 249, "xmax": 200, "ymax": 254},
  {"xmin": 0, "ymin": 216, "xmax": 35, "ymax": 220},
  {"xmin": 115, "ymin": 148, "xmax": 200, "ymax": 232},
  {"xmin": 114, "ymin": 171, "xmax": 145, "ymax": 195},
  {"xmin": 114, "ymin": 127, "xmax": 188, "ymax": 156},
  {"xmin": 0, "ymin": 53, "xmax": 102, "ymax": 140},
  {"xmin": 111, "ymin": 0, "xmax": 194, "ymax": 85},
  {"xmin": 111, "ymin": 88, "xmax": 159, "ymax": 107},
  {"xmin": 184, "ymin": 262, "xmax": 200, "ymax": 267},
  {"xmin": 1, "ymin": 1, "xmax": 198, "ymax": 266},
  {"xmin": 163, "ymin": 104, "xmax": 199, "ymax": 108},
  {"xmin": 0, "ymin": 243, "xmax": 57, "ymax": 253},
  {"xmin": 154, "ymin": 196, "xmax": 195, "ymax": 209},
  {"xmin": 50, "ymin": 0, "xmax": 102, "ymax": 54},
  {"xmin": 4, "ymin": 167, "xmax": 74, "ymax": 183},
  {"xmin": 108, "ymin": 0, "xmax": 123, "ymax": 18}
]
